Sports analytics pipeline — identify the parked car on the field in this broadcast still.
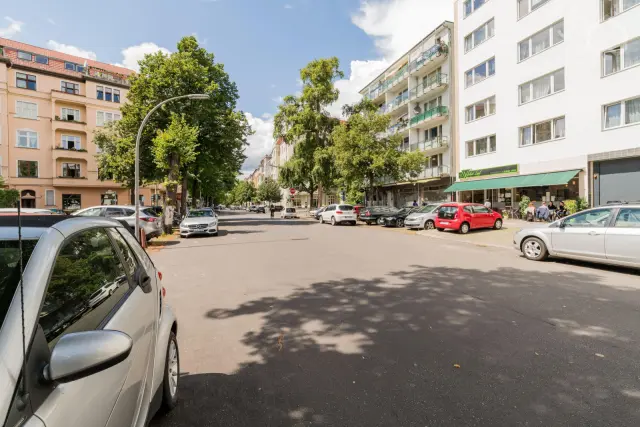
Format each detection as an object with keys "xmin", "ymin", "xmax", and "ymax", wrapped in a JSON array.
[
  {"xmin": 48, "ymin": 208, "xmax": 66, "ymax": 215},
  {"xmin": 381, "ymin": 207, "xmax": 419, "ymax": 228},
  {"xmin": 249, "ymin": 205, "xmax": 257, "ymax": 212},
  {"xmin": 281, "ymin": 207, "xmax": 297, "ymax": 219},
  {"xmin": 435, "ymin": 203, "xmax": 503, "ymax": 234},
  {"xmin": 72, "ymin": 205, "xmax": 162, "ymax": 240},
  {"xmin": 270, "ymin": 205, "xmax": 284, "ymax": 212},
  {"xmin": 352, "ymin": 205, "xmax": 364, "ymax": 217},
  {"xmin": 404, "ymin": 203, "xmax": 442, "ymax": 230},
  {"xmin": 179, "ymin": 208, "xmax": 219, "ymax": 238},
  {"xmin": 309, "ymin": 206, "xmax": 325, "ymax": 217},
  {"xmin": 514, "ymin": 204, "xmax": 640, "ymax": 268},
  {"xmin": 0, "ymin": 215, "xmax": 179, "ymax": 427},
  {"xmin": 0, "ymin": 208, "xmax": 54, "ymax": 215},
  {"xmin": 253, "ymin": 205, "xmax": 266, "ymax": 213},
  {"xmin": 358, "ymin": 206, "xmax": 400, "ymax": 225},
  {"xmin": 320, "ymin": 204, "xmax": 357, "ymax": 225},
  {"xmin": 314, "ymin": 206, "xmax": 327, "ymax": 220}
]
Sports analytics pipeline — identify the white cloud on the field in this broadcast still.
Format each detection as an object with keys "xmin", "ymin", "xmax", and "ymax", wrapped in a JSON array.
[
  {"xmin": 116, "ymin": 42, "xmax": 171, "ymax": 72},
  {"xmin": 0, "ymin": 17, "xmax": 24, "ymax": 39},
  {"xmin": 47, "ymin": 18, "xmax": 56, "ymax": 25},
  {"xmin": 46, "ymin": 40, "xmax": 97, "ymax": 60},
  {"xmin": 242, "ymin": 112, "xmax": 275, "ymax": 173},
  {"xmin": 284, "ymin": 4, "xmax": 293, "ymax": 8},
  {"xmin": 328, "ymin": 59, "xmax": 389, "ymax": 118}
]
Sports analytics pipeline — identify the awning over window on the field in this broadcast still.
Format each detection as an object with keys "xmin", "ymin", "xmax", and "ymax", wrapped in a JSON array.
[{"xmin": 444, "ymin": 170, "xmax": 581, "ymax": 192}]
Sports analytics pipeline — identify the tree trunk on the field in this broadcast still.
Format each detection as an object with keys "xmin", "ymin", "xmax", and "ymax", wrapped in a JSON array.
[
  {"xmin": 180, "ymin": 173, "xmax": 188, "ymax": 217},
  {"xmin": 191, "ymin": 179, "xmax": 198, "ymax": 208},
  {"xmin": 165, "ymin": 153, "xmax": 179, "ymax": 234},
  {"xmin": 308, "ymin": 189, "xmax": 314, "ymax": 210}
]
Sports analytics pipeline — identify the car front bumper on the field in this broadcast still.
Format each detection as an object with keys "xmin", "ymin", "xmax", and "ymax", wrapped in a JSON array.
[
  {"xmin": 404, "ymin": 219, "xmax": 422, "ymax": 228},
  {"xmin": 436, "ymin": 220, "xmax": 461, "ymax": 230},
  {"xmin": 180, "ymin": 224, "xmax": 218, "ymax": 236}
]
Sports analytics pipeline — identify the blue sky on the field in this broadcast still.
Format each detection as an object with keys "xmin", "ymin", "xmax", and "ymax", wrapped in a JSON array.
[{"xmin": 0, "ymin": 0, "xmax": 452, "ymax": 173}]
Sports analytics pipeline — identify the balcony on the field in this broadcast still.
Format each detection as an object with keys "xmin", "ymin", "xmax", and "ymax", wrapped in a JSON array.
[
  {"xmin": 381, "ymin": 91, "xmax": 410, "ymax": 115},
  {"xmin": 51, "ymin": 90, "xmax": 86, "ymax": 106},
  {"xmin": 85, "ymin": 67, "xmax": 130, "ymax": 87},
  {"xmin": 388, "ymin": 119, "xmax": 409, "ymax": 135},
  {"xmin": 379, "ymin": 165, "xmax": 450, "ymax": 186},
  {"xmin": 383, "ymin": 64, "xmax": 409, "ymax": 92},
  {"xmin": 53, "ymin": 147, "xmax": 89, "ymax": 160},
  {"xmin": 410, "ymin": 74, "xmax": 448, "ymax": 102},
  {"xmin": 53, "ymin": 176, "xmax": 89, "ymax": 187},
  {"xmin": 408, "ymin": 136, "xmax": 449, "ymax": 154},
  {"xmin": 53, "ymin": 117, "xmax": 87, "ymax": 133},
  {"xmin": 410, "ymin": 106, "xmax": 448, "ymax": 128},
  {"xmin": 409, "ymin": 42, "xmax": 449, "ymax": 75},
  {"xmin": 365, "ymin": 84, "xmax": 386, "ymax": 101}
]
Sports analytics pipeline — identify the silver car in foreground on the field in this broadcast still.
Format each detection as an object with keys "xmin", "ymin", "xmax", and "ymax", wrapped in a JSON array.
[
  {"xmin": 0, "ymin": 215, "xmax": 179, "ymax": 427},
  {"xmin": 404, "ymin": 203, "xmax": 442, "ymax": 230},
  {"xmin": 513, "ymin": 204, "xmax": 640, "ymax": 268}
]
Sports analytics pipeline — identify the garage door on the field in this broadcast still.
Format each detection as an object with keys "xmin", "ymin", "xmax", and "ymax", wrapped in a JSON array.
[{"xmin": 594, "ymin": 158, "xmax": 640, "ymax": 206}]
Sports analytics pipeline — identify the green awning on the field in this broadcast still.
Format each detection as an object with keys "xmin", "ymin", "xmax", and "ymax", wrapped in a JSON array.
[{"xmin": 444, "ymin": 169, "xmax": 581, "ymax": 192}]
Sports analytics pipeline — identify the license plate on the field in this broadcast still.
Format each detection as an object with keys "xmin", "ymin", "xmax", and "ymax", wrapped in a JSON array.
[{"xmin": 440, "ymin": 221, "xmax": 449, "ymax": 225}]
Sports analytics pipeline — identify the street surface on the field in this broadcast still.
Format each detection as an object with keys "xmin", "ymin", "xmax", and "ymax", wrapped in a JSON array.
[{"xmin": 151, "ymin": 212, "xmax": 640, "ymax": 427}]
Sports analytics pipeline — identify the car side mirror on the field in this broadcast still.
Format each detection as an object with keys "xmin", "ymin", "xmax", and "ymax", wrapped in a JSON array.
[
  {"xmin": 43, "ymin": 330, "xmax": 132, "ymax": 383},
  {"xmin": 558, "ymin": 220, "xmax": 566, "ymax": 229},
  {"xmin": 135, "ymin": 266, "xmax": 152, "ymax": 293}
]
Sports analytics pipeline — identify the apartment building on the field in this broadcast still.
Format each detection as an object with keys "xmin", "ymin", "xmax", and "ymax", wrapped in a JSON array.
[
  {"xmin": 450, "ymin": 0, "xmax": 640, "ymax": 209},
  {"xmin": 0, "ymin": 38, "xmax": 162, "ymax": 211},
  {"xmin": 359, "ymin": 21, "xmax": 456, "ymax": 207}
]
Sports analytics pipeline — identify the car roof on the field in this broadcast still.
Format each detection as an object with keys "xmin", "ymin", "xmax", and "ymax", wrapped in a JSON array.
[{"xmin": 0, "ymin": 215, "xmax": 125, "ymax": 240}]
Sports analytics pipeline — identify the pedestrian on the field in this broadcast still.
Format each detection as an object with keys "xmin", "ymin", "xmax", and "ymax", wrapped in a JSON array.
[
  {"xmin": 484, "ymin": 199, "xmax": 492, "ymax": 210},
  {"xmin": 536, "ymin": 202, "xmax": 550, "ymax": 221},
  {"xmin": 526, "ymin": 202, "xmax": 536, "ymax": 222},
  {"xmin": 412, "ymin": 200, "xmax": 418, "ymax": 207}
]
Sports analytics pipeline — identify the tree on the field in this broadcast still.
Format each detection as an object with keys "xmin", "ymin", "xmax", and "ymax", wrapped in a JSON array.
[
  {"xmin": 331, "ymin": 99, "xmax": 427, "ymax": 203},
  {"xmin": 95, "ymin": 36, "xmax": 251, "ymax": 212},
  {"xmin": 274, "ymin": 58, "xmax": 344, "ymax": 207},
  {"xmin": 257, "ymin": 178, "xmax": 282, "ymax": 205},
  {"xmin": 230, "ymin": 180, "xmax": 256, "ymax": 206},
  {"xmin": 0, "ymin": 177, "xmax": 19, "ymax": 208}
]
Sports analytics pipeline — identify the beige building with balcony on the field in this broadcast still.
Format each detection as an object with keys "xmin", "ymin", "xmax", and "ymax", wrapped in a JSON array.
[
  {"xmin": 0, "ymin": 38, "xmax": 160, "ymax": 211},
  {"xmin": 359, "ymin": 21, "xmax": 456, "ymax": 207}
]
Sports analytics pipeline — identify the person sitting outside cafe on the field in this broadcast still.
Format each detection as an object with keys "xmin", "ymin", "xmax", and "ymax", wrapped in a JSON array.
[
  {"xmin": 557, "ymin": 201, "xmax": 568, "ymax": 218},
  {"xmin": 526, "ymin": 202, "xmax": 536, "ymax": 222},
  {"xmin": 536, "ymin": 202, "xmax": 550, "ymax": 222}
]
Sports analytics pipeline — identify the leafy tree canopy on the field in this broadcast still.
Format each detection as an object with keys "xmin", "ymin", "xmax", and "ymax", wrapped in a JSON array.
[{"xmin": 257, "ymin": 178, "xmax": 282, "ymax": 204}]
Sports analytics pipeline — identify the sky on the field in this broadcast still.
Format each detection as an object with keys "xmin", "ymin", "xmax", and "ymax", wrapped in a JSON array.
[{"xmin": 0, "ymin": 0, "xmax": 453, "ymax": 175}]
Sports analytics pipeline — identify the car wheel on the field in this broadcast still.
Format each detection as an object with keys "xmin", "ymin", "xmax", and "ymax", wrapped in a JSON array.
[
  {"xmin": 424, "ymin": 220, "xmax": 435, "ymax": 230},
  {"xmin": 366, "ymin": 221, "xmax": 373, "ymax": 226},
  {"xmin": 331, "ymin": 216, "xmax": 336, "ymax": 226},
  {"xmin": 459, "ymin": 222, "xmax": 470, "ymax": 234},
  {"xmin": 493, "ymin": 219, "xmax": 503, "ymax": 230},
  {"xmin": 437, "ymin": 227, "xmax": 445, "ymax": 232},
  {"xmin": 522, "ymin": 237, "xmax": 548, "ymax": 261},
  {"xmin": 162, "ymin": 331, "xmax": 179, "ymax": 411},
  {"xmin": 397, "ymin": 219, "xmax": 404, "ymax": 228},
  {"xmin": 351, "ymin": 221, "xmax": 357, "ymax": 226},
  {"xmin": 377, "ymin": 217, "xmax": 385, "ymax": 225},
  {"xmin": 320, "ymin": 216, "xmax": 324, "ymax": 224}
]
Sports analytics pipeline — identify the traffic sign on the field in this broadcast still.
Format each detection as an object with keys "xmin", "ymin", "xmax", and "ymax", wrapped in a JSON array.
[{"xmin": 289, "ymin": 188, "xmax": 296, "ymax": 195}]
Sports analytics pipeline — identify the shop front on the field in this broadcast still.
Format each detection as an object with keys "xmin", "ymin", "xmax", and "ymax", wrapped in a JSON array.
[
  {"xmin": 377, "ymin": 176, "xmax": 453, "ymax": 208},
  {"xmin": 446, "ymin": 164, "xmax": 582, "ymax": 212}
]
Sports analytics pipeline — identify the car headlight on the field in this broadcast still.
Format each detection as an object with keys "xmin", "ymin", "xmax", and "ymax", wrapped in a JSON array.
[{"xmin": 209, "ymin": 220, "xmax": 217, "ymax": 227}]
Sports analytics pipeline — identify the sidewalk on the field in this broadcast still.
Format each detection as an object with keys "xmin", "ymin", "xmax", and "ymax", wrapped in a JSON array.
[{"xmin": 416, "ymin": 219, "xmax": 548, "ymax": 250}]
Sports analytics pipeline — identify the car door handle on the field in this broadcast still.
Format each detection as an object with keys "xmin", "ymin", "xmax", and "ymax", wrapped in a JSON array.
[{"xmin": 588, "ymin": 231, "xmax": 600, "ymax": 236}]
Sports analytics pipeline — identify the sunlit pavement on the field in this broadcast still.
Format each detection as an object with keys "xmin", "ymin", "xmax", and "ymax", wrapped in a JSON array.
[{"xmin": 150, "ymin": 212, "xmax": 640, "ymax": 427}]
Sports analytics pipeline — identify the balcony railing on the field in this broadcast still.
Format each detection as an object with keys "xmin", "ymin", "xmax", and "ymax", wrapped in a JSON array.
[
  {"xmin": 408, "ymin": 136, "xmax": 449, "ymax": 152},
  {"xmin": 388, "ymin": 119, "xmax": 409, "ymax": 134},
  {"xmin": 380, "ymin": 165, "xmax": 450, "ymax": 185},
  {"xmin": 410, "ymin": 106, "xmax": 448, "ymax": 126},
  {"xmin": 410, "ymin": 74, "xmax": 448, "ymax": 100},
  {"xmin": 384, "ymin": 64, "xmax": 409, "ymax": 91},
  {"xmin": 381, "ymin": 91, "xmax": 410, "ymax": 114},
  {"xmin": 410, "ymin": 42, "xmax": 449, "ymax": 73},
  {"xmin": 85, "ymin": 68, "xmax": 129, "ymax": 86},
  {"xmin": 366, "ymin": 84, "xmax": 385, "ymax": 100}
]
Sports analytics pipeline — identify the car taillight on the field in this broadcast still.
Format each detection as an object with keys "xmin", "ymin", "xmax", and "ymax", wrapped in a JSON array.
[
  {"xmin": 158, "ymin": 271, "xmax": 163, "ymax": 281},
  {"xmin": 336, "ymin": 210, "xmax": 343, "ymax": 214},
  {"xmin": 141, "ymin": 217, "xmax": 157, "ymax": 222},
  {"xmin": 161, "ymin": 286, "xmax": 166, "ymax": 298}
]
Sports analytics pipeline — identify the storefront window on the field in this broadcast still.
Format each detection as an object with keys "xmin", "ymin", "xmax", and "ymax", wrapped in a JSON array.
[{"xmin": 62, "ymin": 194, "xmax": 81, "ymax": 211}]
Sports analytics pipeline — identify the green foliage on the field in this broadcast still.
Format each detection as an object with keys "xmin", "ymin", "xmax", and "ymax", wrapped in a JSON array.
[
  {"xmin": 274, "ymin": 57, "xmax": 344, "ymax": 195},
  {"xmin": 0, "ymin": 177, "xmax": 19, "ymax": 208},
  {"xmin": 95, "ymin": 35, "xmax": 250, "ymax": 199},
  {"xmin": 257, "ymin": 178, "xmax": 282, "ymax": 203},
  {"xmin": 230, "ymin": 180, "xmax": 256, "ymax": 205},
  {"xmin": 577, "ymin": 197, "xmax": 589, "ymax": 212},
  {"xmin": 519, "ymin": 195, "xmax": 531, "ymax": 217},
  {"xmin": 564, "ymin": 199, "xmax": 578, "ymax": 214},
  {"xmin": 152, "ymin": 114, "xmax": 199, "ymax": 172},
  {"xmin": 331, "ymin": 99, "xmax": 427, "ymax": 194}
]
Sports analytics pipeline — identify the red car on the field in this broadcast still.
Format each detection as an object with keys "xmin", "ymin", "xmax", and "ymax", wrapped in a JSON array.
[{"xmin": 435, "ymin": 203, "xmax": 503, "ymax": 234}]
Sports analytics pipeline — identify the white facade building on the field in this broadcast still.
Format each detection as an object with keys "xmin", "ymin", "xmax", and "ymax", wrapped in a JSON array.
[
  {"xmin": 360, "ymin": 21, "xmax": 456, "ymax": 207},
  {"xmin": 452, "ymin": 0, "xmax": 640, "ymax": 209}
]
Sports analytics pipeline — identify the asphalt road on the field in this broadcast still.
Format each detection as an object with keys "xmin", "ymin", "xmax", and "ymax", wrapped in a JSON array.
[{"xmin": 150, "ymin": 211, "xmax": 640, "ymax": 427}]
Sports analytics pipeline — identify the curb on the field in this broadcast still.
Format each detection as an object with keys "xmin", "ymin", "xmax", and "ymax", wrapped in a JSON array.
[{"xmin": 415, "ymin": 230, "xmax": 514, "ymax": 250}]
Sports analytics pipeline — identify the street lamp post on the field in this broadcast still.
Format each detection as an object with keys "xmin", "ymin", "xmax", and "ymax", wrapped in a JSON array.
[{"xmin": 134, "ymin": 94, "xmax": 209, "ymax": 241}]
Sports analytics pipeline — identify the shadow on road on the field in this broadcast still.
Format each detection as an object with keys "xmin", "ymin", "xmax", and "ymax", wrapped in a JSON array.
[
  {"xmin": 152, "ymin": 265, "xmax": 640, "ymax": 427},
  {"xmin": 218, "ymin": 229, "xmax": 264, "ymax": 236},
  {"xmin": 219, "ymin": 217, "xmax": 316, "ymax": 227}
]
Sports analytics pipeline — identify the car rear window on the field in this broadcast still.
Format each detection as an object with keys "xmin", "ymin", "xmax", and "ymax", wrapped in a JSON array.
[
  {"xmin": 286, "ymin": 208, "xmax": 295, "ymax": 212},
  {"xmin": 438, "ymin": 206, "xmax": 458, "ymax": 219},
  {"xmin": 142, "ymin": 208, "xmax": 158, "ymax": 217},
  {"xmin": 338, "ymin": 205, "xmax": 354, "ymax": 211},
  {"xmin": 0, "ymin": 239, "xmax": 38, "ymax": 332}
]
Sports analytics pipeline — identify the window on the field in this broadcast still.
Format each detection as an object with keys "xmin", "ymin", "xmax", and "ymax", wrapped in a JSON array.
[
  {"xmin": 465, "ymin": 96, "xmax": 496, "ymax": 122},
  {"xmin": 16, "ymin": 72, "xmax": 36, "ymax": 90},
  {"xmin": 61, "ymin": 81, "xmax": 80, "ymax": 95},
  {"xmin": 604, "ymin": 95, "xmax": 640, "ymax": 129},
  {"xmin": 65, "ymin": 62, "xmax": 85, "ymax": 73},
  {"xmin": 603, "ymin": 37, "xmax": 640, "ymax": 76},
  {"xmin": 473, "ymin": 206, "xmax": 491, "ymax": 213},
  {"xmin": 17, "ymin": 51, "xmax": 32, "ymax": 61},
  {"xmin": 105, "ymin": 207, "xmax": 125, "ymax": 217},
  {"xmin": 61, "ymin": 107, "xmax": 80, "ymax": 121},
  {"xmin": 16, "ymin": 130, "xmax": 38, "ymax": 148},
  {"xmin": 463, "ymin": 0, "xmax": 488, "ymax": 17},
  {"xmin": 465, "ymin": 57, "xmax": 495, "ymax": 88},
  {"xmin": 602, "ymin": 0, "xmax": 640, "ymax": 21},
  {"xmin": 38, "ymin": 228, "xmax": 130, "ymax": 344},
  {"xmin": 16, "ymin": 101, "xmax": 37, "ymax": 119},
  {"xmin": 519, "ymin": 69, "xmax": 564, "ymax": 104},
  {"xmin": 464, "ymin": 18, "xmax": 494, "ymax": 53},
  {"xmin": 62, "ymin": 135, "xmax": 81, "ymax": 150},
  {"xmin": 518, "ymin": 0, "xmax": 550, "ymax": 19},
  {"xmin": 519, "ymin": 20, "xmax": 564, "ymax": 62},
  {"xmin": 114, "ymin": 89, "xmax": 120, "ymax": 103},
  {"xmin": 62, "ymin": 194, "xmax": 81, "ymax": 210},
  {"xmin": 519, "ymin": 116, "xmax": 565, "ymax": 146},
  {"xmin": 18, "ymin": 160, "xmax": 38, "ymax": 177},
  {"xmin": 466, "ymin": 135, "xmax": 496, "ymax": 157},
  {"xmin": 107, "ymin": 229, "xmax": 139, "ymax": 277},
  {"xmin": 62, "ymin": 163, "xmax": 81, "ymax": 178},
  {"xmin": 105, "ymin": 87, "xmax": 112, "ymax": 102},
  {"xmin": 564, "ymin": 209, "xmax": 613, "ymax": 228},
  {"xmin": 45, "ymin": 189, "xmax": 55, "ymax": 206},
  {"xmin": 97, "ymin": 86, "xmax": 104, "ymax": 100},
  {"xmin": 97, "ymin": 86, "xmax": 120, "ymax": 102},
  {"xmin": 35, "ymin": 54, "xmax": 48, "ymax": 65},
  {"xmin": 96, "ymin": 111, "xmax": 122, "ymax": 126},
  {"xmin": 614, "ymin": 208, "xmax": 640, "ymax": 228}
]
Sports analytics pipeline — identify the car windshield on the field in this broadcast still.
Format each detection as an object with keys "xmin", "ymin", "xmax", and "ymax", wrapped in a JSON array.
[
  {"xmin": 338, "ymin": 205, "xmax": 353, "ymax": 210},
  {"xmin": 418, "ymin": 204, "xmax": 439, "ymax": 213},
  {"xmin": 286, "ymin": 208, "xmax": 295, "ymax": 212},
  {"xmin": 188, "ymin": 210, "xmax": 214, "ymax": 218},
  {"xmin": 0, "ymin": 239, "xmax": 38, "ymax": 332}
]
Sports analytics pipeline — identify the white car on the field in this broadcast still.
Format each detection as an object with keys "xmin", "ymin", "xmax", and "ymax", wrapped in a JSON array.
[
  {"xmin": 88, "ymin": 279, "xmax": 126, "ymax": 308},
  {"xmin": 320, "ymin": 204, "xmax": 357, "ymax": 226},
  {"xmin": 73, "ymin": 205, "xmax": 162, "ymax": 240},
  {"xmin": 281, "ymin": 207, "xmax": 297, "ymax": 219},
  {"xmin": 179, "ymin": 209, "xmax": 219, "ymax": 237},
  {"xmin": 513, "ymin": 204, "xmax": 640, "ymax": 268}
]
